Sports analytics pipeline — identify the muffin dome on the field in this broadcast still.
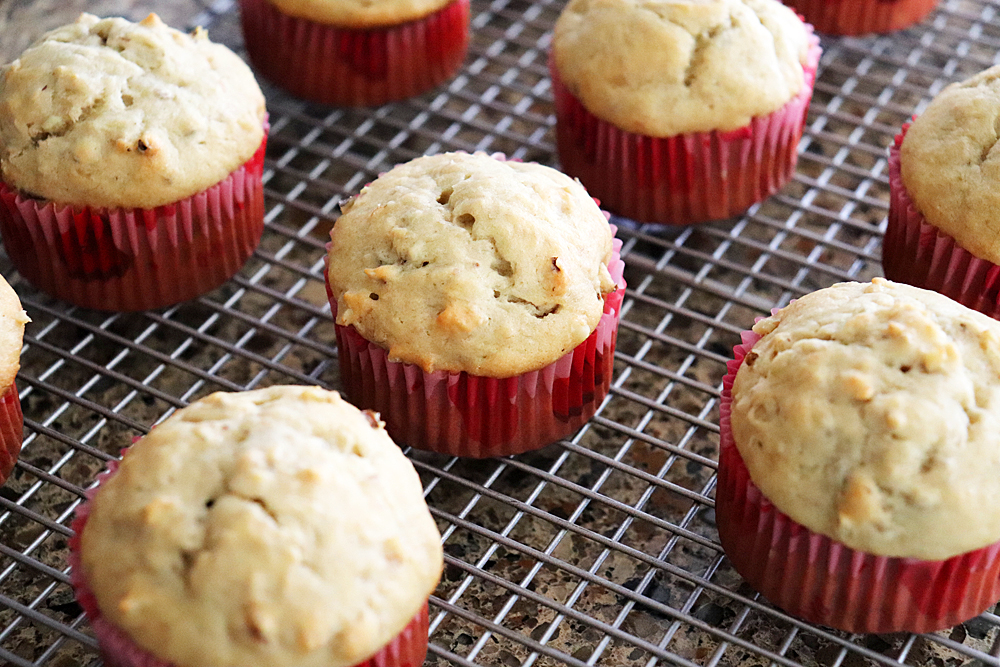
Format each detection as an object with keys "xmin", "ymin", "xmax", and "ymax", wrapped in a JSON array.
[
  {"xmin": 731, "ymin": 278, "xmax": 1000, "ymax": 560},
  {"xmin": 327, "ymin": 151, "xmax": 618, "ymax": 377},
  {"xmin": 899, "ymin": 65, "xmax": 1000, "ymax": 265},
  {"xmin": 78, "ymin": 386, "xmax": 443, "ymax": 667},
  {"xmin": 0, "ymin": 13, "xmax": 265, "ymax": 209},
  {"xmin": 552, "ymin": 0, "xmax": 812, "ymax": 136}
]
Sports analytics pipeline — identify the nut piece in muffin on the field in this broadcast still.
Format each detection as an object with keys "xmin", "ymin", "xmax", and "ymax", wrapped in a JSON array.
[
  {"xmin": 326, "ymin": 151, "xmax": 626, "ymax": 457},
  {"xmin": 72, "ymin": 385, "xmax": 443, "ymax": 667},
  {"xmin": 549, "ymin": 0, "xmax": 821, "ymax": 224},
  {"xmin": 0, "ymin": 13, "xmax": 268, "ymax": 310},
  {"xmin": 718, "ymin": 278, "xmax": 1000, "ymax": 633},
  {"xmin": 885, "ymin": 65, "xmax": 1000, "ymax": 317},
  {"xmin": 239, "ymin": 0, "xmax": 470, "ymax": 107}
]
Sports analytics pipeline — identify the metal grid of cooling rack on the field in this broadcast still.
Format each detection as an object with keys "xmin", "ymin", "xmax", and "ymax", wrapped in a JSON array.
[{"xmin": 0, "ymin": 0, "xmax": 998, "ymax": 665}]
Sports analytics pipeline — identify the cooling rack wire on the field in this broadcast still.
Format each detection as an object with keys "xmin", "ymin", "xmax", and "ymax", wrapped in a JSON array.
[{"xmin": 0, "ymin": 0, "xmax": 997, "ymax": 665}]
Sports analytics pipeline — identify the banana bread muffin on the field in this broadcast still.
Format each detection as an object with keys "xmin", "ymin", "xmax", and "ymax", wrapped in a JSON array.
[
  {"xmin": 70, "ymin": 386, "xmax": 443, "ymax": 667},
  {"xmin": 240, "ymin": 0, "xmax": 470, "ymax": 106},
  {"xmin": 0, "ymin": 13, "xmax": 268, "ymax": 310},
  {"xmin": 717, "ymin": 278, "xmax": 1000, "ymax": 633},
  {"xmin": 549, "ymin": 0, "xmax": 821, "ymax": 224},
  {"xmin": 884, "ymin": 65, "xmax": 1000, "ymax": 318},
  {"xmin": 0, "ymin": 275, "xmax": 28, "ymax": 487},
  {"xmin": 326, "ymin": 151, "xmax": 626, "ymax": 457}
]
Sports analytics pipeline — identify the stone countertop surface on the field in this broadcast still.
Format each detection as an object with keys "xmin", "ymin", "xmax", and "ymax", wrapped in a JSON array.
[
  {"xmin": 0, "ymin": 0, "xmax": 210, "ymax": 64},
  {"xmin": 0, "ymin": 2, "xmax": 998, "ymax": 667}
]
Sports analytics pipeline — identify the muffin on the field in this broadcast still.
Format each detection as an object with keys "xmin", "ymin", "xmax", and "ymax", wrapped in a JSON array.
[
  {"xmin": 0, "ymin": 275, "xmax": 28, "ymax": 487},
  {"xmin": 549, "ymin": 0, "xmax": 821, "ymax": 225},
  {"xmin": 70, "ymin": 385, "xmax": 443, "ymax": 667},
  {"xmin": 326, "ymin": 152, "xmax": 626, "ymax": 458},
  {"xmin": 239, "ymin": 0, "xmax": 470, "ymax": 107},
  {"xmin": 0, "ymin": 13, "xmax": 268, "ymax": 311},
  {"xmin": 717, "ymin": 278, "xmax": 1000, "ymax": 633},
  {"xmin": 883, "ymin": 66, "xmax": 1000, "ymax": 319},
  {"xmin": 780, "ymin": 0, "xmax": 938, "ymax": 35}
]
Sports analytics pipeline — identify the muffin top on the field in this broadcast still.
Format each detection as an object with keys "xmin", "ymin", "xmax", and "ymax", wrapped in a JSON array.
[
  {"xmin": 326, "ymin": 152, "xmax": 619, "ymax": 377},
  {"xmin": 79, "ymin": 386, "xmax": 443, "ymax": 667},
  {"xmin": 0, "ymin": 13, "xmax": 266, "ymax": 210},
  {"xmin": 266, "ymin": 0, "xmax": 456, "ymax": 27},
  {"xmin": 0, "ymin": 276, "xmax": 28, "ymax": 392},
  {"xmin": 901, "ymin": 65, "xmax": 1000, "ymax": 265},
  {"xmin": 731, "ymin": 278, "xmax": 1000, "ymax": 560},
  {"xmin": 552, "ymin": 0, "xmax": 813, "ymax": 136}
]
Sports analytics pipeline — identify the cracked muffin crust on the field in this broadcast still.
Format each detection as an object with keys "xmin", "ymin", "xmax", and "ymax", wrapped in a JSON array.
[
  {"xmin": 551, "ymin": 0, "xmax": 812, "ymax": 136},
  {"xmin": 0, "ymin": 13, "xmax": 265, "ymax": 209},
  {"xmin": 731, "ymin": 278, "xmax": 1000, "ymax": 560},
  {"xmin": 77, "ymin": 386, "xmax": 443, "ymax": 667},
  {"xmin": 898, "ymin": 65, "xmax": 1000, "ymax": 265},
  {"xmin": 326, "ymin": 152, "xmax": 618, "ymax": 377}
]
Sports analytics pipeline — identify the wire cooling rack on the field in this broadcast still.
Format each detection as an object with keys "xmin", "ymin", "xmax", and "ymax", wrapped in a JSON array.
[{"xmin": 0, "ymin": 0, "xmax": 998, "ymax": 665}]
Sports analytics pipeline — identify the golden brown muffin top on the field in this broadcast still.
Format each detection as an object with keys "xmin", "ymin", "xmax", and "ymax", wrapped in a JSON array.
[
  {"xmin": 901, "ymin": 65, "xmax": 1000, "ymax": 264},
  {"xmin": 266, "ymin": 0, "xmax": 457, "ymax": 28},
  {"xmin": 326, "ymin": 152, "xmax": 618, "ymax": 377},
  {"xmin": 731, "ymin": 278, "xmax": 1000, "ymax": 560},
  {"xmin": 80, "ymin": 386, "xmax": 443, "ymax": 667},
  {"xmin": 0, "ymin": 13, "xmax": 265, "ymax": 209},
  {"xmin": 552, "ymin": 0, "xmax": 813, "ymax": 136}
]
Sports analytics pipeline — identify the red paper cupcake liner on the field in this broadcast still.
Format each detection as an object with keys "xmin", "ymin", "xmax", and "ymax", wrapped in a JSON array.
[
  {"xmin": 0, "ymin": 130, "xmax": 268, "ymax": 312},
  {"xmin": 69, "ymin": 457, "xmax": 431, "ymax": 667},
  {"xmin": 240, "ymin": 0, "xmax": 470, "ymax": 107},
  {"xmin": 882, "ymin": 124, "xmax": 1000, "ymax": 319},
  {"xmin": 327, "ymin": 232, "xmax": 626, "ymax": 458},
  {"xmin": 0, "ymin": 384, "xmax": 23, "ymax": 487},
  {"xmin": 781, "ymin": 0, "xmax": 938, "ymax": 35},
  {"xmin": 716, "ymin": 331, "xmax": 1000, "ymax": 634},
  {"xmin": 549, "ymin": 35, "xmax": 821, "ymax": 225}
]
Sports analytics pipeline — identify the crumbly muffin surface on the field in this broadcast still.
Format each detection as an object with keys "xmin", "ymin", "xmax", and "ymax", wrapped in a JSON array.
[
  {"xmin": 0, "ymin": 276, "xmax": 28, "ymax": 392},
  {"xmin": 731, "ymin": 278, "xmax": 1000, "ymax": 560},
  {"xmin": 0, "ymin": 13, "xmax": 265, "ymax": 209},
  {"xmin": 552, "ymin": 0, "xmax": 812, "ymax": 136},
  {"xmin": 326, "ymin": 152, "xmax": 618, "ymax": 377},
  {"xmin": 80, "ymin": 386, "xmax": 443, "ymax": 667},
  {"xmin": 266, "ymin": 0, "xmax": 456, "ymax": 27},
  {"xmin": 900, "ymin": 65, "xmax": 1000, "ymax": 264}
]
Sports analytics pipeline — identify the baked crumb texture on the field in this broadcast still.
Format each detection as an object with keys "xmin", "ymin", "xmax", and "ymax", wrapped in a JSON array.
[
  {"xmin": 552, "ymin": 0, "xmax": 812, "ymax": 137},
  {"xmin": 0, "ymin": 13, "xmax": 265, "ymax": 209},
  {"xmin": 899, "ymin": 65, "xmax": 1000, "ymax": 265},
  {"xmin": 731, "ymin": 278, "xmax": 1000, "ymax": 560},
  {"xmin": 78, "ymin": 386, "xmax": 443, "ymax": 667},
  {"xmin": 717, "ymin": 279, "xmax": 1000, "ymax": 633},
  {"xmin": 328, "ymin": 152, "xmax": 618, "ymax": 378}
]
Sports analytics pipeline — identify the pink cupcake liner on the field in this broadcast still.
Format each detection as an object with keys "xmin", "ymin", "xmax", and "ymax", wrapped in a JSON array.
[
  {"xmin": 549, "ymin": 35, "xmax": 820, "ymax": 225},
  {"xmin": 327, "ymin": 231, "xmax": 626, "ymax": 458},
  {"xmin": 716, "ymin": 331, "xmax": 1000, "ymax": 634},
  {"xmin": 882, "ymin": 124, "xmax": 1000, "ymax": 319},
  {"xmin": 0, "ymin": 384, "xmax": 22, "ymax": 486},
  {"xmin": 69, "ymin": 456, "xmax": 431, "ymax": 667},
  {"xmin": 0, "ymin": 130, "xmax": 268, "ymax": 312},
  {"xmin": 240, "ymin": 0, "xmax": 470, "ymax": 107},
  {"xmin": 781, "ymin": 0, "xmax": 938, "ymax": 35}
]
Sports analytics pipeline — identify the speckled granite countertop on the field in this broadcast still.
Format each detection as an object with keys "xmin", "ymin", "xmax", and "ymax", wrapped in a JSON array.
[{"xmin": 0, "ymin": 1, "xmax": 998, "ymax": 667}]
